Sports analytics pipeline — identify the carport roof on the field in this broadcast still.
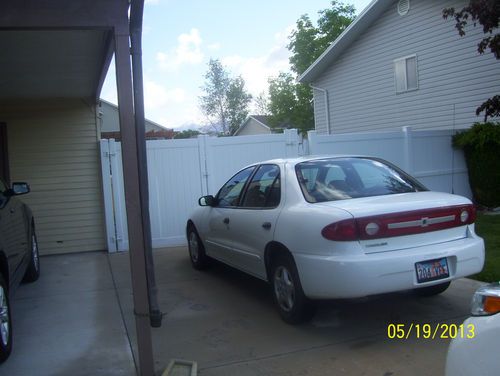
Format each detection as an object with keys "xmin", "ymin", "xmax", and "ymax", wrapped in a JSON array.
[{"xmin": 0, "ymin": 0, "xmax": 128, "ymax": 101}]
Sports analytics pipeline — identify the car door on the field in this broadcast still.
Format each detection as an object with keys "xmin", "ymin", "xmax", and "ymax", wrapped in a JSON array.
[
  {"xmin": 204, "ymin": 166, "xmax": 256, "ymax": 263},
  {"xmin": 224, "ymin": 164, "xmax": 282, "ymax": 280},
  {"xmin": 0, "ymin": 180, "xmax": 26, "ymax": 282}
]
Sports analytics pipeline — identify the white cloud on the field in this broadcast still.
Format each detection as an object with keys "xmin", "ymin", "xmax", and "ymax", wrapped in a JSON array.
[
  {"xmin": 220, "ymin": 25, "xmax": 294, "ymax": 98},
  {"xmin": 141, "ymin": 78, "xmax": 206, "ymax": 128},
  {"xmin": 207, "ymin": 42, "xmax": 221, "ymax": 51},
  {"xmin": 144, "ymin": 79, "xmax": 186, "ymax": 110},
  {"xmin": 157, "ymin": 28, "xmax": 204, "ymax": 71}
]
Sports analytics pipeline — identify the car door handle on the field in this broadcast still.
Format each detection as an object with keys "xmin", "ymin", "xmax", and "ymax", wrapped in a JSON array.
[
  {"xmin": 262, "ymin": 222, "xmax": 272, "ymax": 230},
  {"xmin": 223, "ymin": 217, "xmax": 230, "ymax": 224}
]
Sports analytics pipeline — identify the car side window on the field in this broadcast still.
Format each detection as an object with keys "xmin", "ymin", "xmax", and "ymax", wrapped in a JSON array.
[
  {"xmin": 217, "ymin": 166, "xmax": 255, "ymax": 208},
  {"xmin": 297, "ymin": 167, "xmax": 319, "ymax": 191},
  {"xmin": 241, "ymin": 164, "xmax": 280, "ymax": 208}
]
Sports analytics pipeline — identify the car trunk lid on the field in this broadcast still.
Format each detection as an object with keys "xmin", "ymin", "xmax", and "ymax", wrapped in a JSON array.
[{"xmin": 317, "ymin": 192, "xmax": 474, "ymax": 253}]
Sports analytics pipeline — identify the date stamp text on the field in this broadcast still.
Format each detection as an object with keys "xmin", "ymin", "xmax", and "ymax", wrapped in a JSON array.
[{"xmin": 387, "ymin": 323, "xmax": 475, "ymax": 339}]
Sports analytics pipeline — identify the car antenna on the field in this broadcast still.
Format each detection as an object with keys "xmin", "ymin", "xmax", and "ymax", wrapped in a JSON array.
[{"xmin": 451, "ymin": 104, "xmax": 456, "ymax": 195}]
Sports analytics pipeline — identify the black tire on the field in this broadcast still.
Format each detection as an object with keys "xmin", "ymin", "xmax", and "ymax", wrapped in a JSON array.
[
  {"xmin": 414, "ymin": 281, "xmax": 451, "ymax": 297},
  {"xmin": 0, "ymin": 274, "xmax": 12, "ymax": 363},
  {"xmin": 23, "ymin": 224, "xmax": 40, "ymax": 283},
  {"xmin": 270, "ymin": 253, "xmax": 315, "ymax": 324},
  {"xmin": 187, "ymin": 226, "xmax": 209, "ymax": 270}
]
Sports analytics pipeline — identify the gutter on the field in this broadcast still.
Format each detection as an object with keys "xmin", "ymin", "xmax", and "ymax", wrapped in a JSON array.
[
  {"xmin": 310, "ymin": 85, "xmax": 331, "ymax": 134},
  {"xmin": 129, "ymin": 0, "xmax": 162, "ymax": 328}
]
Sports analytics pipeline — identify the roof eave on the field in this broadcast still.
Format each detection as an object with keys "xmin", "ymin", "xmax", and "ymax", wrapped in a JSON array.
[{"xmin": 299, "ymin": 0, "xmax": 393, "ymax": 84}]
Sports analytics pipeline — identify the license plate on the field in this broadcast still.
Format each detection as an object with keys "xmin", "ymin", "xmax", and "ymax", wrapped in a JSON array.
[{"xmin": 415, "ymin": 258, "xmax": 449, "ymax": 283}]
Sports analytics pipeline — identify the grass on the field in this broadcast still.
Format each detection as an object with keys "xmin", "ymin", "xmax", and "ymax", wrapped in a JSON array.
[{"xmin": 472, "ymin": 213, "xmax": 500, "ymax": 282}]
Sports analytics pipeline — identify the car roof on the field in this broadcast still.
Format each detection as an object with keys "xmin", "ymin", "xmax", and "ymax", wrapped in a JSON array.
[{"xmin": 256, "ymin": 155, "xmax": 373, "ymax": 166}]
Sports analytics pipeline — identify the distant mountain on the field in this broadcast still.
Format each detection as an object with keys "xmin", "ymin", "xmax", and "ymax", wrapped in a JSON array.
[{"xmin": 173, "ymin": 122, "xmax": 203, "ymax": 132}]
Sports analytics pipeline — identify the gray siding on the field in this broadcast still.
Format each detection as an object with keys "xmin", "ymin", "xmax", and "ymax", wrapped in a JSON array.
[
  {"xmin": 312, "ymin": 0, "xmax": 500, "ymax": 134},
  {"xmin": 312, "ymin": 88, "xmax": 328, "ymax": 134},
  {"xmin": 3, "ymin": 99, "xmax": 106, "ymax": 255}
]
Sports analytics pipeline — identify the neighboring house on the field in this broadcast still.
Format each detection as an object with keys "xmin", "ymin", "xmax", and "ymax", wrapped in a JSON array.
[
  {"xmin": 234, "ymin": 115, "xmax": 290, "ymax": 136},
  {"xmin": 299, "ymin": 0, "xmax": 500, "ymax": 134},
  {"xmin": 99, "ymin": 99, "xmax": 174, "ymax": 140}
]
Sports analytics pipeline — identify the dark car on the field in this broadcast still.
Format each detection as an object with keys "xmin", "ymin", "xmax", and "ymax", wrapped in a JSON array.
[{"xmin": 0, "ymin": 179, "xmax": 40, "ymax": 363}]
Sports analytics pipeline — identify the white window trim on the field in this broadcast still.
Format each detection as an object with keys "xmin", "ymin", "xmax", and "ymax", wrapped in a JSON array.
[{"xmin": 394, "ymin": 54, "xmax": 419, "ymax": 94}]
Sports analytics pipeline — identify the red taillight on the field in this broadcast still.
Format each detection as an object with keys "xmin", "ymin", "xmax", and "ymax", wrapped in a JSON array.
[
  {"xmin": 321, "ymin": 219, "xmax": 358, "ymax": 241},
  {"xmin": 322, "ymin": 204, "xmax": 476, "ymax": 242}
]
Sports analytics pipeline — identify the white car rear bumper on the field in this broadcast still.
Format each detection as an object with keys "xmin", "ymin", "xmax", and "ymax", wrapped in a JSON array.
[{"xmin": 294, "ymin": 236, "xmax": 484, "ymax": 299}]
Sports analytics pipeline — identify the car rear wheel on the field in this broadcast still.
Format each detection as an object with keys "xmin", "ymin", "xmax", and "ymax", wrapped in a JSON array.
[
  {"xmin": 414, "ymin": 281, "xmax": 451, "ymax": 296},
  {"xmin": 23, "ymin": 224, "xmax": 40, "ymax": 283},
  {"xmin": 187, "ymin": 226, "xmax": 209, "ymax": 270},
  {"xmin": 271, "ymin": 254, "xmax": 315, "ymax": 324},
  {"xmin": 0, "ymin": 275, "xmax": 12, "ymax": 363}
]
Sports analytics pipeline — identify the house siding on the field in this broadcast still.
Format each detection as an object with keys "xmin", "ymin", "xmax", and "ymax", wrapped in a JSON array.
[
  {"xmin": 312, "ymin": 88, "xmax": 328, "ymax": 134},
  {"xmin": 236, "ymin": 118, "xmax": 271, "ymax": 136},
  {"xmin": 2, "ymin": 99, "xmax": 106, "ymax": 255},
  {"xmin": 312, "ymin": 0, "xmax": 500, "ymax": 134},
  {"xmin": 99, "ymin": 100, "xmax": 166, "ymax": 133}
]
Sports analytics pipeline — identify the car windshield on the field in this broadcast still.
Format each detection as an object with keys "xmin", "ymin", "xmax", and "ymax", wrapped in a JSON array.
[{"xmin": 295, "ymin": 157, "xmax": 427, "ymax": 203}]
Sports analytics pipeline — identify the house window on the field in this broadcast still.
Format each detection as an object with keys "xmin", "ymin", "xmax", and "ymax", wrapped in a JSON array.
[{"xmin": 394, "ymin": 55, "xmax": 418, "ymax": 93}]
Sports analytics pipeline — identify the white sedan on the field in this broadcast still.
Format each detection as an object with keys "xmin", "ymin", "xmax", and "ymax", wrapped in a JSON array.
[{"xmin": 186, "ymin": 156, "xmax": 485, "ymax": 323}]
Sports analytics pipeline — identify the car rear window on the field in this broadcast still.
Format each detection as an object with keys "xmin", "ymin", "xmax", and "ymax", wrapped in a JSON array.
[{"xmin": 295, "ymin": 157, "xmax": 426, "ymax": 203}]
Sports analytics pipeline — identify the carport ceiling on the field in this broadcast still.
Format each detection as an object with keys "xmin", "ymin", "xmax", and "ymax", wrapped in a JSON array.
[{"xmin": 0, "ymin": 29, "xmax": 111, "ymax": 99}]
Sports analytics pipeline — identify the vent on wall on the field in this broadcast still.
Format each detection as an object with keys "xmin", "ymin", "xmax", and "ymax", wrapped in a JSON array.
[{"xmin": 398, "ymin": 0, "xmax": 410, "ymax": 15}]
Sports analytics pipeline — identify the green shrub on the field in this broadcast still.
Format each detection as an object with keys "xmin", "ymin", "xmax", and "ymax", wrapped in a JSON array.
[{"xmin": 453, "ymin": 122, "xmax": 500, "ymax": 208}]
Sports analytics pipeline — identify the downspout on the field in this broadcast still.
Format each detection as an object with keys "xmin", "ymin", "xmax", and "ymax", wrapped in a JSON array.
[
  {"xmin": 310, "ymin": 84, "xmax": 331, "ymax": 134},
  {"xmin": 129, "ymin": 0, "xmax": 162, "ymax": 328}
]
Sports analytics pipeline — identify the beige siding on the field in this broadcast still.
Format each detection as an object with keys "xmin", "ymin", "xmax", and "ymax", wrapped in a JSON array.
[
  {"xmin": 237, "ymin": 118, "xmax": 271, "ymax": 136},
  {"xmin": 99, "ymin": 100, "xmax": 165, "ymax": 133},
  {"xmin": 1, "ymin": 99, "xmax": 106, "ymax": 255}
]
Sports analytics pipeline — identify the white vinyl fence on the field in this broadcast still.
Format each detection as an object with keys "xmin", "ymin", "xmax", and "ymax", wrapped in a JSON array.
[
  {"xmin": 100, "ymin": 130, "xmax": 303, "ymax": 252},
  {"xmin": 100, "ymin": 127, "xmax": 471, "ymax": 252}
]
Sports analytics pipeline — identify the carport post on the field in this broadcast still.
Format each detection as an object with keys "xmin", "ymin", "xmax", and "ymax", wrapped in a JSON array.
[{"xmin": 114, "ymin": 30, "xmax": 155, "ymax": 375}]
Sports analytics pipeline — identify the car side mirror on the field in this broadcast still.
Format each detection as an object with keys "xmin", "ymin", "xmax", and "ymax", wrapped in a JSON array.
[
  {"xmin": 198, "ymin": 195, "xmax": 216, "ymax": 207},
  {"xmin": 10, "ymin": 182, "xmax": 30, "ymax": 196},
  {"xmin": 4, "ymin": 182, "xmax": 30, "ymax": 196}
]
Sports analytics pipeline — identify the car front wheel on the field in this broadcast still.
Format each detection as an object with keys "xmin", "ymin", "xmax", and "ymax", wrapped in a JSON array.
[
  {"xmin": 271, "ymin": 254, "xmax": 315, "ymax": 324},
  {"xmin": 0, "ymin": 275, "xmax": 12, "ymax": 363},
  {"xmin": 187, "ymin": 226, "xmax": 209, "ymax": 270}
]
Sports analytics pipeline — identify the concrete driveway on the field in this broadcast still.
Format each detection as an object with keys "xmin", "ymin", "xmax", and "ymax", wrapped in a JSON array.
[
  {"xmin": 2, "ymin": 247, "xmax": 484, "ymax": 375},
  {"xmin": 114, "ymin": 247, "xmax": 483, "ymax": 376}
]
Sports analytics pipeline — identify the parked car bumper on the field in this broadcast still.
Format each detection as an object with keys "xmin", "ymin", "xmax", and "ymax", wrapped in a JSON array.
[{"xmin": 294, "ymin": 236, "xmax": 484, "ymax": 299}]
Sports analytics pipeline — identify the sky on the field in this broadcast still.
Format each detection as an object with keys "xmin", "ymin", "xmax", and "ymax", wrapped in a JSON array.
[{"xmin": 100, "ymin": 0, "xmax": 372, "ymax": 130}]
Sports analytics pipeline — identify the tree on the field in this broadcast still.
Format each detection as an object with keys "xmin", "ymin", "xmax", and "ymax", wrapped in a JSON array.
[
  {"xmin": 268, "ymin": 1, "xmax": 356, "ymax": 133},
  {"xmin": 226, "ymin": 76, "xmax": 252, "ymax": 135},
  {"xmin": 287, "ymin": 15, "xmax": 321, "ymax": 76},
  {"xmin": 268, "ymin": 73, "xmax": 314, "ymax": 134},
  {"xmin": 288, "ymin": 1, "xmax": 356, "ymax": 75},
  {"xmin": 254, "ymin": 91, "xmax": 270, "ymax": 115},
  {"xmin": 199, "ymin": 59, "xmax": 252, "ymax": 135},
  {"xmin": 173, "ymin": 129, "xmax": 200, "ymax": 139},
  {"xmin": 443, "ymin": 0, "xmax": 500, "ymax": 121}
]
